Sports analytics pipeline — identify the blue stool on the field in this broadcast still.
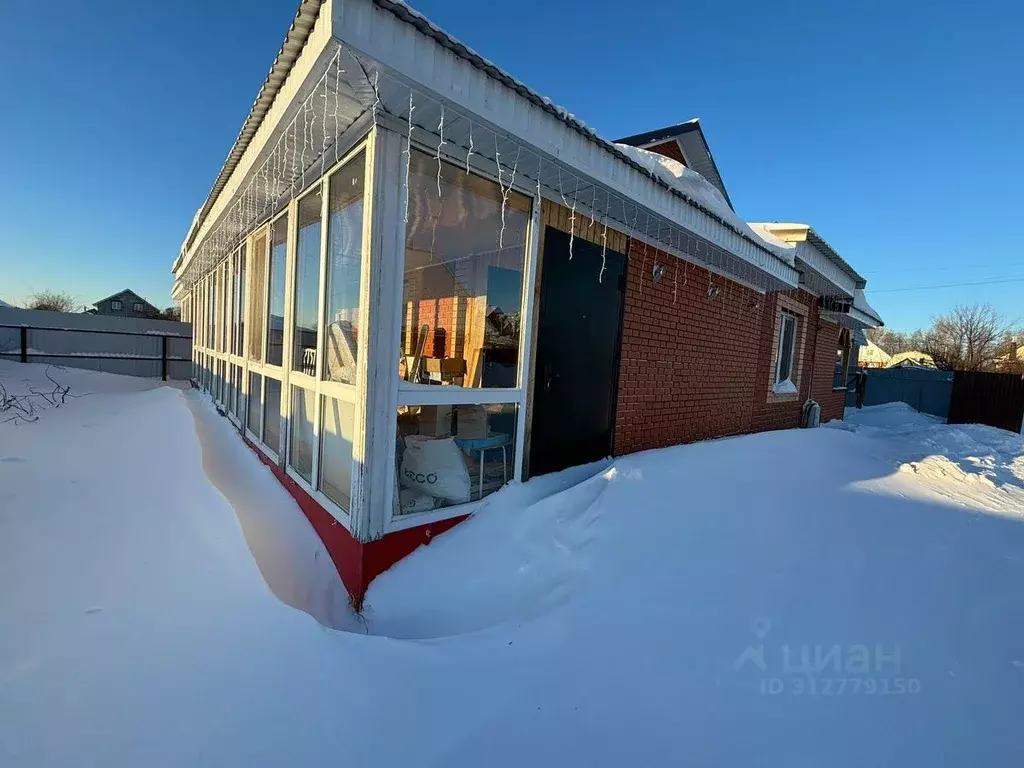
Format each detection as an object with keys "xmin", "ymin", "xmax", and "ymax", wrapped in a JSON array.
[{"xmin": 454, "ymin": 432, "xmax": 511, "ymax": 499}]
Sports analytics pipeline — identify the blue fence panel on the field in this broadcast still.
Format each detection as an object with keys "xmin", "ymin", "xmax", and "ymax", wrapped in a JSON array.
[{"xmin": 861, "ymin": 367, "xmax": 954, "ymax": 419}]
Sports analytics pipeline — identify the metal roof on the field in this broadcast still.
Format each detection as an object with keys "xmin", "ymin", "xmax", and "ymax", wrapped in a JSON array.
[
  {"xmin": 751, "ymin": 222, "xmax": 866, "ymax": 289},
  {"xmin": 366, "ymin": 0, "xmax": 789, "ymax": 271},
  {"xmin": 181, "ymin": 0, "xmax": 794, "ymax": 283},
  {"xmin": 615, "ymin": 119, "xmax": 734, "ymax": 210}
]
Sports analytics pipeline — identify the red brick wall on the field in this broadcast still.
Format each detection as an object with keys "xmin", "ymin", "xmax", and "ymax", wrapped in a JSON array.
[
  {"xmin": 613, "ymin": 239, "xmax": 846, "ymax": 455},
  {"xmin": 614, "ymin": 240, "xmax": 765, "ymax": 454},
  {"xmin": 810, "ymin": 321, "xmax": 847, "ymax": 423},
  {"xmin": 647, "ymin": 140, "xmax": 687, "ymax": 166},
  {"xmin": 749, "ymin": 290, "xmax": 816, "ymax": 433}
]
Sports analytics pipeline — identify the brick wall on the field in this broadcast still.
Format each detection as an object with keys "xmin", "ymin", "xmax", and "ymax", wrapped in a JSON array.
[
  {"xmin": 613, "ymin": 239, "xmax": 847, "ymax": 456},
  {"xmin": 810, "ymin": 321, "xmax": 847, "ymax": 423},
  {"xmin": 614, "ymin": 239, "xmax": 765, "ymax": 454},
  {"xmin": 647, "ymin": 139, "xmax": 686, "ymax": 166}
]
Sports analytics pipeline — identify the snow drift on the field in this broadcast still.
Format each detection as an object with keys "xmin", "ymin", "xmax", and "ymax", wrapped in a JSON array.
[{"xmin": 3, "ymin": 364, "xmax": 1024, "ymax": 767}]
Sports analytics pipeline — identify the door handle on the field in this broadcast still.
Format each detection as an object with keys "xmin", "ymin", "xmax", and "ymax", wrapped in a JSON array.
[{"xmin": 544, "ymin": 364, "xmax": 553, "ymax": 392}]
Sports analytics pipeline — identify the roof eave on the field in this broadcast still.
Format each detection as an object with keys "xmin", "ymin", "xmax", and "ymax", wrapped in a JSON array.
[{"xmin": 181, "ymin": 0, "xmax": 326, "ymax": 259}]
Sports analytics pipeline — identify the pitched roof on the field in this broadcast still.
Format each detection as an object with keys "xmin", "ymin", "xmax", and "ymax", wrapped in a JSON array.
[
  {"xmin": 93, "ymin": 289, "xmax": 158, "ymax": 311},
  {"xmin": 616, "ymin": 119, "xmax": 733, "ymax": 210}
]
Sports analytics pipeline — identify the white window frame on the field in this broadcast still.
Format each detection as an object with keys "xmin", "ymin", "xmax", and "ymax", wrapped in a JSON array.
[
  {"xmin": 365, "ymin": 131, "xmax": 542, "ymax": 536},
  {"xmin": 183, "ymin": 123, "xmax": 545, "ymax": 542},
  {"xmin": 133, "ymin": 302, "xmax": 144, "ymax": 312},
  {"xmin": 111, "ymin": 300, "xmax": 122, "ymax": 311},
  {"xmin": 774, "ymin": 310, "xmax": 798, "ymax": 388}
]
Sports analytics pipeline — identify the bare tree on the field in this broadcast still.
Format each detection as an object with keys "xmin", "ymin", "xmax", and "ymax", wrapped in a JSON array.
[
  {"xmin": 920, "ymin": 303, "xmax": 1011, "ymax": 371},
  {"xmin": 159, "ymin": 306, "xmax": 181, "ymax": 321},
  {"xmin": 26, "ymin": 290, "xmax": 79, "ymax": 313}
]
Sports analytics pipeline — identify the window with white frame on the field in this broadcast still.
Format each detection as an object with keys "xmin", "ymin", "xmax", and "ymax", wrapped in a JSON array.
[
  {"xmin": 395, "ymin": 403, "xmax": 518, "ymax": 514},
  {"xmin": 133, "ymin": 302, "xmax": 144, "ymax": 312},
  {"xmin": 111, "ymin": 300, "xmax": 122, "ymax": 311},
  {"xmin": 292, "ymin": 187, "xmax": 322, "ymax": 374},
  {"xmin": 774, "ymin": 310, "xmax": 798, "ymax": 393},
  {"xmin": 235, "ymin": 244, "xmax": 246, "ymax": 357},
  {"xmin": 267, "ymin": 215, "xmax": 288, "ymax": 367},
  {"xmin": 247, "ymin": 230, "xmax": 268, "ymax": 361},
  {"xmin": 834, "ymin": 328, "xmax": 852, "ymax": 389},
  {"xmin": 399, "ymin": 149, "xmax": 529, "ymax": 388},
  {"xmin": 322, "ymin": 153, "xmax": 365, "ymax": 384}
]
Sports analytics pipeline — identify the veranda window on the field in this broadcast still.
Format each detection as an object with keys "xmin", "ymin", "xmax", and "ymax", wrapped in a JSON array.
[
  {"xmin": 399, "ymin": 149, "xmax": 529, "ymax": 388},
  {"xmin": 248, "ymin": 230, "xmax": 267, "ymax": 361},
  {"xmin": 395, "ymin": 403, "xmax": 518, "ymax": 514},
  {"xmin": 267, "ymin": 215, "xmax": 288, "ymax": 367},
  {"xmin": 293, "ymin": 188, "xmax": 322, "ymax": 374},
  {"xmin": 323, "ymin": 153, "xmax": 365, "ymax": 385}
]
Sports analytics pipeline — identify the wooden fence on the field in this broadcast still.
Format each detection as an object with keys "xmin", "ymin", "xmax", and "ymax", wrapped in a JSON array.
[{"xmin": 948, "ymin": 371, "xmax": 1024, "ymax": 434}]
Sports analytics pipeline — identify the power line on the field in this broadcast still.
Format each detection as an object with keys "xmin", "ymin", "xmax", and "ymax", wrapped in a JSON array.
[
  {"xmin": 871, "ymin": 276, "xmax": 1024, "ymax": 294},
  {"xmin": 864, "ymin": 262, "xmax": 1024, "ymax": 275}
]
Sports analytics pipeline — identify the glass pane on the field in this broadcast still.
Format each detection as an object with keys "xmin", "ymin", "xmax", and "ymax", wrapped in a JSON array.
[
  {"xmin": 263, "ymin": 377, "xmax": 282, "ymax": 453},
  {"xmin": 778, "ymin": 315, "xmax": 796, "ymax": 382},
  {"xmin": 267, "ymin": 216, "xmax": 288, "ymax": 367},
  {"xmin": 401, "ymin": 150, "xmax": 529, "ymax": 388},
  {"xmin": 248, "ymin": 232, "xmax": 267, "ymax": 361},
  {"xmin": 395, "ymin": 402, "xmax": 517, "ymax": 514},
  {"xmin": 323, "ymin": 154, "xmax": 365, "ymax": 384},
  {"xmin": 206, "ymin": 278, "xmax": 214, "ymax": 349},
  {"xmin": 293, "ymin": 189, "xmax": 323, "ymax": 373},
  {"xmin": 247, "ymin": 372, "xmax": 263, "ymax": 436},
  {"xmin": 289, "ymin": 386, "xmax": 316, "ymax": 483},
  {"xmin": 237, "ymin": 244, "xmax": 247, "ymax": 356},
  {"xmin": 319, "ymin": 395, "xmax": 355, "ymax": 511},
  {"xmin": 220, "ymin": 264, "xmax": 228, "ymax": 352}
]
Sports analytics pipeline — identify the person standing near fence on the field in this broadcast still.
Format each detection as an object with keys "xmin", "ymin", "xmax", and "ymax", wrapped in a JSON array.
[{"xmin": 852, "ymin": 369, "xmax": 867, "ymax": 409}]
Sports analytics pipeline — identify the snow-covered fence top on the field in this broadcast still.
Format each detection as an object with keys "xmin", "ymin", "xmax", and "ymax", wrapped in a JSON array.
[{"xmin": 0, "ymin": 307, "xmax": 192, "ymax": 381}]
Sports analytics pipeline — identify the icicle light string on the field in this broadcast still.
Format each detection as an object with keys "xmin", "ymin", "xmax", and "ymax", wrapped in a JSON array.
[
  {"xmin": 497, "ymin": 144, "xmax": 521, "ymax": 250},
  {"xmin": 186, "ymin": 63, "xmax": 781, "ymax": 294},
  {"xmin": 598, "ymin": 216, "xmax": 608, "ymax": 284},
  {"xmin": 435, "ymin": 104, "xmax": 446, "ymax": 198},
  {"xmin": 568, "ymin": 176, "xmax": 579, "ymax": 260},
  {"xmin": 403, "ymin": 92, "xmax": 415, "ymax": 224}
]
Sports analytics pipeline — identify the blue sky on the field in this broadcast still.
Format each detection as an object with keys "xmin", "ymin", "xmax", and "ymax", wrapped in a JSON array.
[{"xmin": 1, "ymin": 0, "xmax": 1020, "ymax": 330}]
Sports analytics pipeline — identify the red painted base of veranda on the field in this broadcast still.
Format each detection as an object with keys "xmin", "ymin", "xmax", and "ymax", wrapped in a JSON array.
[{"xmin": 242, "ymin": 435, "xmax": 466, "ymax": 609}]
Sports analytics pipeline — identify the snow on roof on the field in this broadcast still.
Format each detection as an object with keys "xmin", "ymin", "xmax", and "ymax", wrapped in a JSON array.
[
  {"xmin": 0, "ymin": 298, "xmax": 13, "ymax": 308},
  {"xmin": 853, "ymin": 289, "xmax": 882, "ymax": 325},
  {"xmin": 613, "ymin": 144, "xmax": 796, "ymax": 267},
  {"xmin": 857, "ymin": 339, "xmax": 891, "ymax": 365},
  {"xmin": 887, "ymin": 351, "xmax": 935, "ymax": 368},
  {"xmin": 747, "ymin": 223, "xmax": 795, "ymax": 252}
]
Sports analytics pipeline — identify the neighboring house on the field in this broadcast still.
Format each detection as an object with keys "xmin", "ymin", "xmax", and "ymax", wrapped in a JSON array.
[
  {"xmin": 91, "ymin": 289, "xmax": 160, "ymax": 318},
  {"xmin": 0, "ymin": 299, "xmax": 13, "ymax": 308},
  {"xmin": 996, "ymin": 344, "xmax": 1024, "ymax": 370},
  {"xmin": 172, "ymin": 0, "xmax": 883, "ymax": 604},
  {"xmin": 887, "ymin": 351, "xmax": 936, "ymax": 369},
  {"xmin": 857, "ymin": 339, "xmax": 891, "ymax": 368}
]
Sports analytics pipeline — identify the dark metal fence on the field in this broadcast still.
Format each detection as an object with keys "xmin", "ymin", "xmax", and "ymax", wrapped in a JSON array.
[
  {"xmin": 948, "ymin": 371, "xmax": 1024, "ymax": 434},
  {"xmin": 859, "ymin": 367, "xmax": 955, "ymax": 419},
  {"xmin": 0, "ymin": 324, "xmax": 192, "ymax": 381}
]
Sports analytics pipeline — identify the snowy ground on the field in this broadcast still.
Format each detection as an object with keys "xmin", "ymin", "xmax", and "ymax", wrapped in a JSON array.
[{"xmin": 3, "ymin": 362, "xmax": 1024, "ymax": 766}]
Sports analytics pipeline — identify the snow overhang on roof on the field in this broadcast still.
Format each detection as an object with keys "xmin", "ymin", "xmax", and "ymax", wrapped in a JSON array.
[
  {"xmin": 176, "ymin": 0, "xmax": 800, "ymax": 293},
  {"xmin": 616, "ymin": 119, "xmax": 734, "ymax": 210},
  {"xmin": 749, "ymin": 222, "xmax": 865, "ymax": 297}
]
